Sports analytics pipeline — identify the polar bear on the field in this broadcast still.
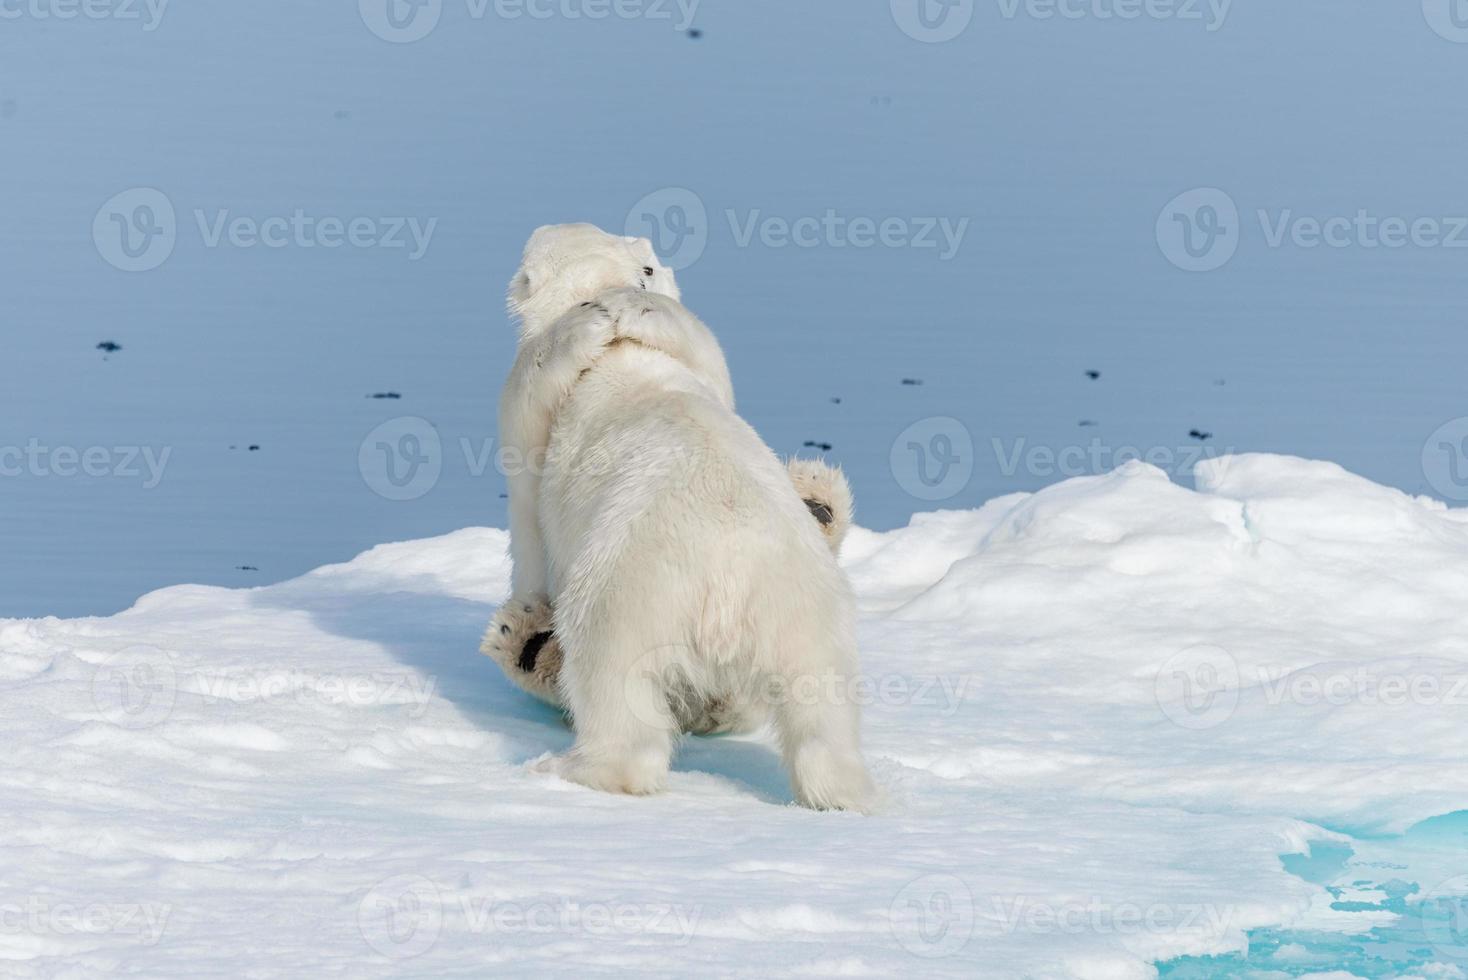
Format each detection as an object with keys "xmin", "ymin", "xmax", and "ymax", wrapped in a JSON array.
[
  {"xmin": 486, "ymin": 456, "xmax": 857, "ymax": 735},
  {"xmin": 490, "ymin": 223, "xmax": 875, "ymax": 812}
]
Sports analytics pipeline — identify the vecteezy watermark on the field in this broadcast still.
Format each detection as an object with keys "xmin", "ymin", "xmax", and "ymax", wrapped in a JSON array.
[
  {"xmin": 991, "ymin": 896, "xmax": 1238, "ymax": 937},
  {"xmin": 1158, "ymin": 187, "xmax": 1468, "ymax": 272},
  {"xmin": 890, "ymin": 0, "xmax": 975, "ymax": 43},
  {"xmin": 992, "ymin": 437, "xmax": 1230, "ymax": 481},
  {"xmin": 0, "ymin": 898, "xmax": 172, "ymax": 946},
  {"xmin": 1157, "ymin": 650, "xmax": 1468, "ymax": 730},
  {"xmin": 359, "ymin": 875, "xmax": 443, "ymax": 959},
  {"xmin": 1156, "ymin": 188, "xmax": 1240, "ymax": 273},
  {"xmin": 359, "ymin": 0, "xmax": 699, "ymax": 43},
  {"xmin": 626, "ymin": 187, "xmax": 709, "ymax": 271},
  {"xmin": 891, "ymin": 874, "xmax": 975, "ymax": 958},
  {"xmin": 359, "ymin": 417, "xmax": 444, "ymax": 501},
  {"xmin": 93, "ymin": 188, "xmax": 438, "ymax": 272},
  {"xmin": 1423, "ymin": 0, "xmax": 1468, "ymax": 43},
  {"xmin": 90, "ymin": 646, "xmax": 179, "ymax": 730},
  {"xmin": 892, "ymin": 417, "xmax": 975, "ymax": 502},
  {"xmin": 1255, "ymin": 666, "xmax": 1468, "ymax": 709},
  {"xmin": 357, "ymin": 875, "xmax": 701, "ymax": 959},
  {"xmin": 93, "ymin": 188, "xmax": 177, "ymax": 273},
  {"xmin": 627, "ymin": 188, "xmax": 970, "ymax": 271},
  {"xmin": 1420, "ymin": 875, "xmax": 1468, "ymax": 962},
  {"xmin": 0, "ymin": 440, "xmax": 171, "ymax": 488},
  {"xmin": 1423, "ymin": 417, "xmax": 1468, "ymax": 502},
  {"xmin": 361, "ymin": 422, "xmax": 850, "ymax": 501},
  {"xmin": 619, "ymin": 652, "xmax": 978, "ymax": 729},
  {"xmin": 1154, "ymin": 644, "xmax": 1240, "ymax": 730},
  {"xmin": 189, "ymin": 670, "xmax": 439, "ymax": 719},
  {"xmin": 0, "ymin": 0, "xmax": 169, "ymax": 30},
  {"xmin": 890, "ymin": 0, "xmax": 1230, "ymax": 43}
]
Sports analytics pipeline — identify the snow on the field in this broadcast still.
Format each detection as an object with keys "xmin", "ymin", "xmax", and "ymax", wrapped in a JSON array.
[{"xmin": 4, "ymin": 453, "xmax": 1466, "ymax": 977}]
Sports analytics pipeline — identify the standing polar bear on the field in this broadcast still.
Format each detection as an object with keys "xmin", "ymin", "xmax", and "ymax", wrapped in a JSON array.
[{"xmin": 488, "ymin": 223, "xmax": 875, "ymax": 812}]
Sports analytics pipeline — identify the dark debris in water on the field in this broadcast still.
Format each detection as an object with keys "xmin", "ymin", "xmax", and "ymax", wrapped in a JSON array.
[
  {"xmin": 368, "ymin": 392, "xmax": 402, "ymax": 400},
  {"xmin": 900, "ymin": 378, "xmax": 923, "ymax": 386},
  {"xmin": 236, "ymin": 565, "xmax": 259, "ymax": 572},
  {"xmin": 1085, "ymin": 370, "xmax": 1101, "ymax": 380},
  {"xmin": 687, "ymin": 28, "xmax": 703, "ymax": 38},
  {"xmin": 803, "ymin": 441, "xmax": 833, "ymax": 452},
  {"xmin": 830, "ymin": 397, "xmax": 842, "ymax": 405},
  {"xmin": 1079, "ymin": 420, "xmax": 1098, "ymax": 427},
  {"xmin": 96, "ymin": 341, "xmax": 122, "ymax": 353},
  {"xmin": 1189, "ymin": 430, "xmax": 1213, "ymax": 442},
  {"xmin": 248, "ymin": 445, "xmax": 261, "ymax": 451}
]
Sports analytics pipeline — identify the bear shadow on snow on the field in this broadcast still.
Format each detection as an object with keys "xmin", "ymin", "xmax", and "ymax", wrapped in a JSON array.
[{"xmin": 247, "ymin": 582, "xmax": 796, "ymax": 806}]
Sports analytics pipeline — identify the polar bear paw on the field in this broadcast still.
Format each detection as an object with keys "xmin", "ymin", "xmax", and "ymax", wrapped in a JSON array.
[
  {"xmin": 481, "ymin": 597, "xmax": 564, "ymax": 709},
  {"xmin": 786, "ymin": 459, "xmax": 854, "ymax": 555},
  {"xmin": 532, "ymin": 744, "xmax": 670, "ymax": 797}
]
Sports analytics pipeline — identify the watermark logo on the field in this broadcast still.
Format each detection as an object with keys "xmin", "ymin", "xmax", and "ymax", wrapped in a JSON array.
[
  {"xmin": 891, "ymin": 0, "xmax": 974, "ymax": 43},
  {"xmin": 360, "ymin": 417, "xmax": 443, "ymax": 501},
  {"xmin": 93, "ymin": 188, "xmax": 438, "ymax": 270},
  {"xmin": 892, "ymin": 417, "xmax": 974, "ymax": 502},
  {"xmin": 1160, "ymin": 189, "xmax": 1468, "ymax": 272},
  {"xmin": 0, "ymin": 0, "xmax": 169, "ymax": 30},
  {"xmin": 90, "ymin": 646, "xmax": 179, "ymax": 730},
  {"xmin": 992, "ymin": 896, "xmax": 1237, "ymax": 936},
  {"xmin": 0, "ymin": 440, "xmax": 172, "ymax": 488},
  {"xmin": 1156, "ymin": 188, "xmax": 1239, "ymax": 273},
  {"xmin": 626, "ymin": 187, "xmax": 709, "ymax": 271},
  {"xmin": 358, "ymin": 874, "xmax": 443, "ymax": 959},
  {"xmin": 94, "ymin": 188, "xmax": 176, "ymax": 273},
  {"xmin": 992, "ymin": 437, "xmax": 1229, "ymax": 481},
  {"xmin": 1421, "ymin": 875, "xmax": 1468, "ymax": 962},
  {"xmin": 996, "ymin": 0, "xmax": 1231, "ymax": 30},
  {"xmin": 628, "ymin": 187, "xmax": 969, "ymax": 269},
  {"xmin": 360, "ymin": 0, "xmax": 442, "ymax": 43},
  {"xmin": 1423, "ymin": 417, "xmax": 1468, "ymax": 502},
  {"xmin": 1154, "ymin": 644, "xmax": 1240, "ymax": 730},
  {"xmin": 0, "ymin": 898, "xmax": 172, "ymax": 946},
  {"xmin": 361, "ymin": 0, "xmax": 698, "ymax": 43},
  {"xmin": 891, "ymin": 874, "xmax": 975, "ymax": 958},
  {"xmin": 1424, "ymin": 0, "xmax": 1468, "ymax": 42},
  {"xmin": 1256, "ymin": 666, "xmax": 1468, "ymax": 709}
]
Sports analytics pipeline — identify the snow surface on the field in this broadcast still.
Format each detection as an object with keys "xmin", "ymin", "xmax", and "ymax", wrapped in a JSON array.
[{"xmin": 4, "ymin": 453, "xmax": 1466, "ymax": 977}]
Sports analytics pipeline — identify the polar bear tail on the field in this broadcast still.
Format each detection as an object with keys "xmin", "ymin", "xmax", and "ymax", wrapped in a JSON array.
[{"xmin": 785, "ymin": 458, "xmax": 854, "ymax": 556}]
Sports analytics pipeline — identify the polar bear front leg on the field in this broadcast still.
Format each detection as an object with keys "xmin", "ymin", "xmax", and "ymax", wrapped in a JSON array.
[
  {"xmin": 500, "ymin": 301, "xmax": 619, "ymax": 602},
  {"xmin": 593, "ymin": 288, "xmax": 736, "ymax": 409}
]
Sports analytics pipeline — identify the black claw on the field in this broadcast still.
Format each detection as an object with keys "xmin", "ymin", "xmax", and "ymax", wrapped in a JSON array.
[
  {"xmin": 519, "ymin": 631, "xmax": 554, "ymax": 672},
  {"xmin": 803, "ymin": 498, "xmax": 835, "ymax": 527},
  {"xmin": 500, "ymin": 623, "xmax": 510, "ymax": 635}
]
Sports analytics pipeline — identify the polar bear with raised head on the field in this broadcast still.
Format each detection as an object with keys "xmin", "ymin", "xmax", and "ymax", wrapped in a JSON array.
[{"xmin": 490, "ymin": 223, "xmax": 875, "ymax": 812}]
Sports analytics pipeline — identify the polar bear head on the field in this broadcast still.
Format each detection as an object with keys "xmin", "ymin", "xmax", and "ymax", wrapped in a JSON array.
[{"xmin": 508, "ymin": 223, "xmax": 680, "ymax": 339}]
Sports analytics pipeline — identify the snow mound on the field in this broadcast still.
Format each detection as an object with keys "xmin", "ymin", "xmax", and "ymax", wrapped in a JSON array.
[{"xmin": 3, "ymin": 454, "xmax": 1465, "ymax": 977}]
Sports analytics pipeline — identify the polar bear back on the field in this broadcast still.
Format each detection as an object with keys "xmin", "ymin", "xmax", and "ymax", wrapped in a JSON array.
[{"xmin": 540, "ymin": 342, "xmax": 851, "ymax": 668}]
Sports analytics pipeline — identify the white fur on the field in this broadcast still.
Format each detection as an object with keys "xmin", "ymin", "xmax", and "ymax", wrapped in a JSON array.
[{"xmin": 499, "ymin": 224, "xmax": 875, "ymax": 812}]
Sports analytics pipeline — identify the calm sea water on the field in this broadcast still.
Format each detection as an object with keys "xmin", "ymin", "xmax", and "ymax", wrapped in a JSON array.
[{"xmin": 2, "ymin": 4, "xmax": 1465, "ymax": 617}]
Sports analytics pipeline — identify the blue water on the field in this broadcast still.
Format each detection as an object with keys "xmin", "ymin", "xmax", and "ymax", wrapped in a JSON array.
[
  {"xmin": 3, "ymin": 1, "xmax": 1467, "ymax": 619},
  {"xmin": 1161, "ymin": 812, "xmax": 1468, "ymax": 976}
]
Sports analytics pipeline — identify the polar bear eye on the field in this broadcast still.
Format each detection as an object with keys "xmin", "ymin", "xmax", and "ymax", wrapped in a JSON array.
[{"xmin": 642, "ymin": 267, "xmax": 655, "ymax": 277}]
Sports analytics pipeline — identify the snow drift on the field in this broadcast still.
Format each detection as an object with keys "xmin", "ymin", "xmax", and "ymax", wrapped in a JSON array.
[{"xmin": 2, "ymin": 454, "xmax": 1465, "ymax": 977}]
